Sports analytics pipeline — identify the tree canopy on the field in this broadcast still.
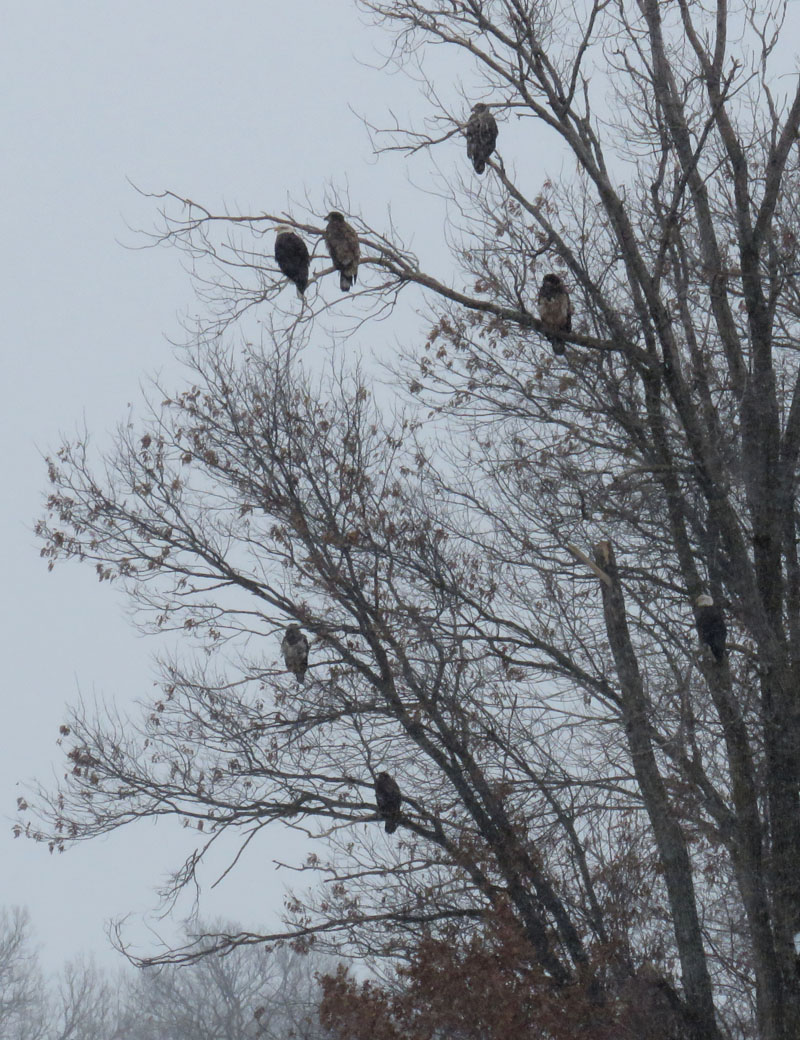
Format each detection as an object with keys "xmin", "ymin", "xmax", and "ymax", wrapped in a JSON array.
[
  {"xmin": 26, "ymin": 2, "xmax": 800, "ymax": 1038},
  {"xmin": 0, "ymin": 909, "xmax": 329, "ymax": 1040}
]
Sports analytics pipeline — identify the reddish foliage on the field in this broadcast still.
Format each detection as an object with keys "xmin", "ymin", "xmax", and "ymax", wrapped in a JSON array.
[{"xmin": 319, "ymin": 911, "xmax": 684, "ymax": 1040}]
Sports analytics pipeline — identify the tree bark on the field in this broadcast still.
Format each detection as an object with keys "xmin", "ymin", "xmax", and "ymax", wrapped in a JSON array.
[{"xmin": 595, "ymin": 541, "xmax": 722, "ymax": 1040}]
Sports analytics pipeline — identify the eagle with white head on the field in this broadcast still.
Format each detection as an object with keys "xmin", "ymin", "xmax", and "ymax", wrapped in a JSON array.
[
  {"xmin": 694, "ymin": 595, "xmax": 726, "ymax": 662},
  {"xmin": 274, "ymin": 227, "xmax": 311, "ymax": 297}
]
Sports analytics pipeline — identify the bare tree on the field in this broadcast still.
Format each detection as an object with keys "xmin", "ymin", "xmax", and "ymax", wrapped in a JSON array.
[
  {"xmin": 0, "ymin": 908, "xmax": 331, "ymax": 1040},
  {"xmin": 52, "ymin": 956, "xmax": 131, "ymax": 1040},
  {"xmin": 26, "ymin": 1, "xmax": 800, "ymax": 1037},
  {"xmin": 122, "ymin": 923, "xmax": 330, "ymax": 1040},
  {"xmin": 0, "ymin": 911, "xmax": 125, "ymax": 1040},
  {"xmin": 0, "ymin": 909, "xmax": 47, "ymax": 1040}
]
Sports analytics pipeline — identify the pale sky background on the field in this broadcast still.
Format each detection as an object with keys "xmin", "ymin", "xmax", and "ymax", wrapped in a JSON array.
[
  {"xmin": 7, "ymin": 0, "xmax": 796, "ymax": 978},
  {"xmin": 0, "ymin": 0, "xmax": 509, "ymax": 973}
]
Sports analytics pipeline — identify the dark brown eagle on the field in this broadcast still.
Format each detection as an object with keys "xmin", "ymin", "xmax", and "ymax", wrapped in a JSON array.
[
  {"xmin": 281, "ymin": 624, "xmax": 309, "ymax": 683},
  {"xmin": 466, "ymin": 103, "xmax": 498, "ymax": 174},
  {"xmin": 324, "ymin": 212, "xmax": 360, "ymax": 291},
  {"xmin": 274, "ymin": 227, "xmax": 310, "ymax": 297},
  {"xmin": 694, "ymin": 595, "xmax": 726, "ymax": 662},
  {"xmin": 374, "ymin": 772, "xmax": 402, "ymax": 835},
  {"xmin": 537, "ymin": 273, "xmax": 572, "ymax": 355}
]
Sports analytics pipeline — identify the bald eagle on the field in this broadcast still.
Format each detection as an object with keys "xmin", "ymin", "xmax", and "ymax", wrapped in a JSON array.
[
  {"xmin": 537, "ymin": 273, "xmax": 572, "ymax": 355},
  {"xmin": 374, "ymin": 772, "xmax": 402, "ymax": 834},
  {"xmin": 274, "ymin": 228, "xmax": 310, "ymax": 297},
  {"xmin": 324, "ymin": 212, "xmax": 360, "ymax": 291},
  {"xmin": 281, "ymin": 624, "xmax": 309, "ymax": 683},
  {"xmin": 694, "ymin": 595, "xmax": 726, "ymax": 662},
  {"xmin": 466, "ymin": 103, "xmax": 498, "ymax": 174}
]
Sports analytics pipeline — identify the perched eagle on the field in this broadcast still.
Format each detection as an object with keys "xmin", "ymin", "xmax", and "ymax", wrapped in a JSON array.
[
  {"xmin": 374, "ymin": 772, "xmax": 402, "ymax": 835},
  {"xmin": 324, "ymin": 212, "xmax": 360, "ymax": 291},
  {"xmin": 274, "ymin": 227, "xmax": 310, "ymax": 297},
  {"xmin": 281, "ymin": 624, "xmax": 309, "ymax": 683},
  {"xmin": 694, "ymin": 595, "xmax": 726, "ymax": 662},
  {"xmin": 466, "ymin": 103, "xmax": 498, "ymax": 174},
  {"xmin": 537, "ymin": 273, "xmax": 572, "ymax": 355}
]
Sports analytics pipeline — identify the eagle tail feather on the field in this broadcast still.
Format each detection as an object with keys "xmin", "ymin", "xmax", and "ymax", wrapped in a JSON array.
[{"xmin": 549, "ymin": 335, "xmax": 566, "ymax": 356}]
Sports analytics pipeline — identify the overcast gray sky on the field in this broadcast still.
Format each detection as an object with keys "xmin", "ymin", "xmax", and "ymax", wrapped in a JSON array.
[
  {"xmin": 0, "ymin": 0, "xmax": 570, "ymax": 973},
  {"xmin": 0, "ymin": 0, "xmax": 448, "ymax": 972}
]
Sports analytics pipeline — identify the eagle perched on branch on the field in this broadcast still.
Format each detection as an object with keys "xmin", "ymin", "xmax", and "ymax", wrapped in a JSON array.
[
  {"xmin": 466, "ymin": 103, "xmax": 498, "ymax": 174},
  {"xmin": 324, "ymin": 212, "xmax": 360, "ymax": 292},
  {"xmin": 281, "ymin": 624, "xmax": 309, "ymax": 683},
  {"xmin": 537, "ymin": 273, "xmax": 572, "ymax": 355},
  {"xmin": 694, "ymin": 595, "xmax": 726, "ymax": 662},
  {"xmin": 274, "ymin": 227, "xmax": 311, "ymax": 297},
  {"xmin": 374, "ymin": 772, "xmax": 402, "ymax": 834}
]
